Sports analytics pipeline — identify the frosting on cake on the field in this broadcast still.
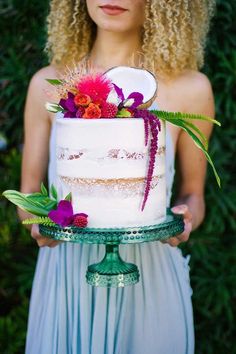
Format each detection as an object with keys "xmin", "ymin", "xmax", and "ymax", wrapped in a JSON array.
[{"xmin": 56, "ymin": 117, "xmax": 166, "ymax": 227}]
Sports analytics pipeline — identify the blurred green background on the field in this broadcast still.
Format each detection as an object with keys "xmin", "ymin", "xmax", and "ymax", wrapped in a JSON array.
[{"xmin": 0, "ymin": 0, "xmax": 236, "ymax": 353}]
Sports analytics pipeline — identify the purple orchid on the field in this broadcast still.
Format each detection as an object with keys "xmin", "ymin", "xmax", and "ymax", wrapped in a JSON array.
[
  {"xmin": 59, "ymin": 92, "xmax": 77, "ymax": 118},
  {"xmin": 113, "ymin": 84, "xmax": 143, "ymax": 109},
  {"xmin": 48, "ymin": 200, "xmax": 75, "ymax": 227},
  {"xmin": 48, "ymin": 200, "xmax": 88, "ymax": 227}
]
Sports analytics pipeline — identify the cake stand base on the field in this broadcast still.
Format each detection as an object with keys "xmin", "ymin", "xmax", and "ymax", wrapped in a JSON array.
[
  {"xmin": 39, "ymin": 209, "xmax": 184, "ymax": 287},
  {"xmin": 86, "ymin": 245, "xmax": 139, "ymax": 287}
]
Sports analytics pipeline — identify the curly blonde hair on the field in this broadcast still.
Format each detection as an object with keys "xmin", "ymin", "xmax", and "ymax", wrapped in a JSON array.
[{"xmin": 45, "ymin": 0, "xmax": 215, "ymax": 76}]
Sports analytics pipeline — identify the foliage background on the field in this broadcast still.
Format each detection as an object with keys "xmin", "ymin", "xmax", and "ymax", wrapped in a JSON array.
[{"xmin": 0, "ymin": 0, "xmax": 235, "ymax": 353}]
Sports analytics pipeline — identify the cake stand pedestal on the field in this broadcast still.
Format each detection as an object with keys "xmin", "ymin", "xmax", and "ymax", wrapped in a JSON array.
[{"xmin": 39, "ymin": 209, "xmax": 184, "ymax": 287}]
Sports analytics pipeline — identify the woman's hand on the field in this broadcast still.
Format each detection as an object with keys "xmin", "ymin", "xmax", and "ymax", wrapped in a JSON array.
[
  {"xmin": 31, "ymin": 224, "xmax": 61, "ymax": 248},
  {"xmin": 162, "ymin": 204, "xmax": 193, "ymax": 247}
]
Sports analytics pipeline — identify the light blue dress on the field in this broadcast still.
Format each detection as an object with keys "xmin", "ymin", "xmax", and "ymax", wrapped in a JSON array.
[{"xmin": 25, "ymin": 103, "xmax": 194, "ymax": 354}]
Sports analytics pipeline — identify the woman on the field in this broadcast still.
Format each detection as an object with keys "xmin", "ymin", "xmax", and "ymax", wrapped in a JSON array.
[{"xmin": 20, "ymin": 1, "xmax": 215, "ymax": 353}]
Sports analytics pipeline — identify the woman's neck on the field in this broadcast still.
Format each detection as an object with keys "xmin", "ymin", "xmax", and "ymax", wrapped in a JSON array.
[{"xmin": 89, "ymin": 28, "xmax": 143, "ymax": 71}]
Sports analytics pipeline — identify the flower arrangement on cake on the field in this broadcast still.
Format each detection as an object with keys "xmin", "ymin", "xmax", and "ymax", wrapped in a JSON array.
[
  {"xmin": 2, "ymin": 183, "xmax": 88, "ymax": 228},
  {"xmin": 3, "ymin": 66, "xmax": 221, "ymax": 230}
]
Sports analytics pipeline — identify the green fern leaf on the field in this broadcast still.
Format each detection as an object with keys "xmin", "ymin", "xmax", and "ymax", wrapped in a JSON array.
[
  {"xmin": 150, "ymin": 110, "xmax": 221, "ymax": 126},
  {"xmin": 22, "ymin": 216, "xmax": 56, "ymax": 226}
]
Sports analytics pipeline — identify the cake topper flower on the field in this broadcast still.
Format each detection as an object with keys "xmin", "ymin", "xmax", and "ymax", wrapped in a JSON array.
[
  {"xmin": 77, "ymin": 74, "xmax": 112, "ymax": 102},
  {"xmin": 113, "ymin": 83, "xmax": 144, "ymax": 109},
  {"xmin": 46, "ymin": 72, "xmax": 115, "ymax": 119},
  {"xmin": 59, "ymin": 92, "xmax": 77, "ymax": 118}
]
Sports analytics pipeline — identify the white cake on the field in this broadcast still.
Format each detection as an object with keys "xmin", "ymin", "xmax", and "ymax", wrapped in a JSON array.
[{"xmin": 56, "ymin": 117, "xmax": 166, "ymax": 228}]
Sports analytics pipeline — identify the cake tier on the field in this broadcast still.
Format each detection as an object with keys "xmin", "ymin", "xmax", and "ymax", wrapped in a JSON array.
[{"xmin": 56, "ymin": 118, "xmax": 166, "ymax": 227}]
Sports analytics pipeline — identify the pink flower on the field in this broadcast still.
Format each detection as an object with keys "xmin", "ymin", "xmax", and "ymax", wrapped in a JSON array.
[{"xmin": 77, "ymin": 74, "xmax": 112, "ymax": 102}]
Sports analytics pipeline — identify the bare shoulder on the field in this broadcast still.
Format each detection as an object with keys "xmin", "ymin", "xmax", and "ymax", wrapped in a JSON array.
[
  {"xmin": 24, "ymin": 65, "xmax": 60, "ymax": 125},
  {"xmin": 31, "ymin": 64, "xmax": 59, "ymax": 81},
  {"xmin": 170, "ymin": 70, "xmax": 215, "ymax": 116},
  {"xmin": 25, "ymin": 65, "xmax": 60, "ymax": 121},
  {"xmin": 177, "ymin": 70, "xmax": 212, "ymax": 89},
  {"xmin": 28, "ymin": 64, "xmax": 58, "ymax": 98},
  {"xmin": 179, "ymin": 70, "xmax": 213, "ymax": 101}
]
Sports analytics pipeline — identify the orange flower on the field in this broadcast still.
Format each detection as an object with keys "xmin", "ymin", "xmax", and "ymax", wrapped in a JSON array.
[
  {"xmin": 83, "ymin": 103, "xmax": 101, "ymax": 119},
  {"xmin": 74, "ymin": 93, "xmax": 91, "ymax": 107}
]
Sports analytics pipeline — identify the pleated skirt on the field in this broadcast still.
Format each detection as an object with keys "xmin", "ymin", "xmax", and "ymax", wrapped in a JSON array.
[{"xmin": 25, "ymin": 241, "xmax": 194, "ymax": 354}]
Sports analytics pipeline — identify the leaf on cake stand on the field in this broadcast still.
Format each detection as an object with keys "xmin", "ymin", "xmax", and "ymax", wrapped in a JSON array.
[
  {"xmin": 50, "ymin": 184, "xmax": 58, "ymax": 201},
  {"xmin": 2, "ymin": 190, "xmax": 57, "ymax": 216},
  {"xmin": 22, "ymin": 216, "xmax": 56, "ymax": 226}
]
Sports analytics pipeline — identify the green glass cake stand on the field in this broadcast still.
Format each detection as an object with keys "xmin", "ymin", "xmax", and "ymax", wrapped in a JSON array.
[{"xmin": 39, "ymin": 209, "xmax": 184, "ymax": 288}]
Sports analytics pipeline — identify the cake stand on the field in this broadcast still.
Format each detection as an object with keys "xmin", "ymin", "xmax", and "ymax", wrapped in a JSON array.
[{"xmin": 39, "ymin": 209, "xmax": 184, "ymax": 288}]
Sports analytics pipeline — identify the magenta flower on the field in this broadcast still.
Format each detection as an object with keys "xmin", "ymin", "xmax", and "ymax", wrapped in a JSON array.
[
  {"xmin": 59, "ymin": 92, "xmax": 77, "ymax": 118},
  {"xmin": 48, "ymin": 200, "xmax": 88, "ymax": 227},
  {"xmin": 113, "ymin": 84, "xmax": 143, "ymax": 109},
  {"xmin": 48, "ymin": 200, "xmax": 75, "ymax": 227}
]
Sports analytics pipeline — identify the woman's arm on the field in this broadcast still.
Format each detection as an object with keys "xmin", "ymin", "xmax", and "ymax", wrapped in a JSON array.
[
  {"xmin": 20, "ymin": 69, "xmax": 51, "ymax": 194},
  {"xmin": 166, "ymin": 71, "xmax": 215, "ymax": 247},
  {"xmin": 19, "ymin": 66, "xmax": 60, "ymax": 247}
]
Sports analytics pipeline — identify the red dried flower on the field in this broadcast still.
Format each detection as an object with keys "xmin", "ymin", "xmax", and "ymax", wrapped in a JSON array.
[
  {"xmin": 134, "ymin": 109, "xmax": 161, "ymax": 211},
  {"xmin": 74, "ymin": 93, "xmax": 91, "ymax": 107},
  {"xmin": 73, "ymin": 213, "xmax": 88, "ymax": 228},
  {"xmin": 83, "ymin": 103, "xmax": 101, "ymax": 119},
  {"xmin": 101, "ymin": 102, "xmax": 118, "ymax": 118}
]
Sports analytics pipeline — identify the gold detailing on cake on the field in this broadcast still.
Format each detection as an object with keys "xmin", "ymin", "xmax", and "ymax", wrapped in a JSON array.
[
  {"xmin": 59, "ymin": 175, "xmax": 164, "ymax": 197},
  {"xmin": 57, "ymin": 146, "xmax": 165, "ymax": 161}
]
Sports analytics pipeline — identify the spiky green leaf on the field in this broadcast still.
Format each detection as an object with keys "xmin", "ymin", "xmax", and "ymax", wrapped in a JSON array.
[
  {"xmin": 178, "ymin": 119, "xmax": 209, "ymax": 150},
  {"xmin": 40, "ymin": 182, "xmax": 48, "ymax": 196},
  {"xmin": 50, "ymin": 184, "xmax": 58, "ymax": 200},
  {"xmin": 163, "ymin": 118, "xmax": 221, "ymax": 187},
  {"xmin": 64, "ymin": 192, "xmax": 72, "ymax": 201}
]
